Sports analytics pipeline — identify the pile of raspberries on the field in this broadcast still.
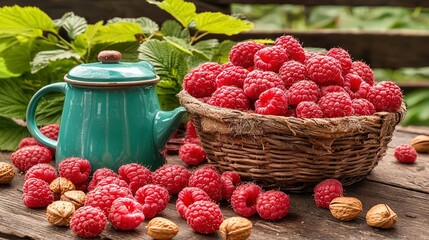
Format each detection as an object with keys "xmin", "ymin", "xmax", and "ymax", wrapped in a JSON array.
[{"xmin": 183, "ymin": 35, "xmax": 403, "ymax": 118}]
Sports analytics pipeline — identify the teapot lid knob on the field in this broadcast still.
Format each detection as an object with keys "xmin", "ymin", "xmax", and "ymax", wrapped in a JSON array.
[{"xmin": 97, "ymin": 50, "xmax": 122, "ymax": 63}]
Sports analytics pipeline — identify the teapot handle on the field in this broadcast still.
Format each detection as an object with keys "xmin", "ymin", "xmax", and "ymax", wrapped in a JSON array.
[{"xmin": 26, "ymin": 82, "xmax": 67, "ymax": 150}]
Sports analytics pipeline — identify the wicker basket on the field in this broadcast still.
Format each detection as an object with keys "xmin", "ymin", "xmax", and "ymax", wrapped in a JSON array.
[{"xmin": 178, "ymin": 90, "xmax": 406, "ymax": 191}]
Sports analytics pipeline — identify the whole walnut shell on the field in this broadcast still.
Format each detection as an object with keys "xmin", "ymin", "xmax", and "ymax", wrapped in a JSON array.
[
  {"xmin": 0, "ymin": 162, "xmax": 15, "ymax": 184},
  {"xmin": 49, "ymin": 177, "xmax": 75, "ymax": 200},
  {"xmin": 329, "ymin": 197, "xmax": 363, "ymax": 221},
  {"xmin": 146, "ymin": 217, "xmax": 179, "ymax": 240},
  {"xmin": 46, "ymin": 200, "xmax": 75, "ymax": 226},
  {"xmin": 366, "ymin": 204, "xmax": 397, "ymax": 229},
  {"xmin": 60, "ymin": 190, "xmax": 86, "ymax": 209},
  {"xmin": 411, "ymin": 135, "xmax": 429, "ymax": 153},
  {"xmin": 219, "ymin": 216, "xmax": 253, "ymax": 240}
]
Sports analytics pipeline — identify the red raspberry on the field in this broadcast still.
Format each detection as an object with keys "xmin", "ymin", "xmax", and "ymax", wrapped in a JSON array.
[
  {"xmin": 58, "ymin": 157, "xmax": 91, "ymax": 185},
  {"xmin": 96, "ymin": 176, "xmax": 129, "ymax": 189},
  {"xmin": 186, "ymin": 200, "xmax": 223, "ymax": 234},
  {"xmin": 221, "ymin": 61, "xmax": 234, "ymax": 70},
  {"xmin": 256, "ymin": 190, "xmax": 290, "ymax": 220},
  {"xmin": 254, "ymin": 87, "xmax": 288, "ymax": 116},
  {"xmin": 118, "ymin": 163, "xmax": 152, "ymax": 194},
  {"xmin": 320, "ymin": 85, "xmax": 347, "ymax": 97},
  {"xmin": 229, "ymin": 41, "xmax": 266, "ymax": 68},
  {"xmin": 87, "ymin": 168, "xmax": 119, "ymax": 192},
  {"xmin": 75, "ymin": 179, "xmax": 90, "ymax": 192},
  {"xmin": 18, "ymin": 137, "xmax": 44, "ymax": 149},
  {"xmin": 327, "ymin": 48, "xmax": 352, "ymax": 75},
  {"xmin": 304, "ymin": 50, "xmax": 320, "ymax": 64},
  {"xmin": 344, "ymin": 73, "xmax": 370, "ymax": 99},
  {"xmin": 351, "ymin": 98, "xmax": 376, "ymax": 116},
  {"xmin": 313, "ymin": 179, "xmax": 343, "ymax": 208},
  {"xmin": 216, "ymin": 65, "xmax": 249, "ymax": 88},
  {"xmin": 254, "ymin": 46, "xmax": 288, "ymax": 72},
  {"xmin": 287, "ymin": 80, "xmax": 320, "ymax": 106},
  {"xmin": 152, "ymin": 164, "xmax": 191, "ymax": 195},
  {"xmin": 25, "ymin": 163, "xmax": 57, "ymax": 183},
  {"xmin": 366, "ymin": 81, "xmax": 403, "ymax": 112},
  {"xmin": 307, "ymin": 55, "xmax": 344, "ymax": 86},
  {"xmin": 197, "ymin": 96, "xmax": 211, "ymax": 104},
  {"xmin": 134, "ymin": 184, "xmax": 170, "ymax": 219},
  {"xmin": 278, "ymin": 60, "xmax": 307, "ymax": 89},
  {"xmin": 85, "ymin": 184, "xmax": 133, "ymax": 215},
  {"xmin": 176, "ymin": 187, "xmax": 211, "ymax": 219},
  {"xmin": 108, "ymin": 197, "xmax": 145, "ymax": 230},
  {"xmin": 285, "ymin": 109, "xmax": 296, "ymax": 117},
  {"xmin": 70, "ymin": 206, "xmax": 107, "ymax": 238},
  {"xmin": 40, "ymin": 124, "xmax": 59, "ymax": 156},
  {"xmin": 179, "ymin": 143, "xmax": 206, "ymax": 166},
  {"xmin": 394, "ymin": 144, "xmax": 417, "ymax": 163},
  {"xmin": 188, "ymin": 165, "xmax": 222, "ymax": 202},
  {"xmin": 11, "ymin": 146, "xmax": 52, "ymax": 172},
  {"xmin": 319, "ymin": 92, "xmax": 354, "ymax": 118},
  {"xmin": 183, "ymin": 70, "xmax": 217, "ymax": 98},
  {"xmin": 221, "ymin": 171, "xmax": 242, "ymax": 201},
  {"xmin": 243, "ymin": 70, "xmax": 284, "ymax": 100},
  {"xmin": 296, "ymin": 101, "xmax": 324, "ymax": 118},
  {"xmin": 195, "ymin": 62, "xmax": 223, "ymax": 76},
  {"xmin": 350, "ymin": 61, "xmax": 374, "ymax": 86},
  {"xmin": 184, "ymin": 120, "xmax": 200, "ymax": 145},
  {"xmin": 275, "ymin": 35, "xmax": 306, "ymax": 63},
  {"xmin": 22, "ymin": 178, "xmax": 54, "ymax": 208},
  {"xmin": 209, "ymin": 86, "xmax": 250, "ymax": 111},
  {"xmin": 231, "ymin": 182, "xmax": 263, "ymax": 217}
]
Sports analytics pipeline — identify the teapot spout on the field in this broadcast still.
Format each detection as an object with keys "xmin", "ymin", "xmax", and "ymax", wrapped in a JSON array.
[{"xmin": 153, "ymin": 106, "xmax": 187, "ymax": 151}]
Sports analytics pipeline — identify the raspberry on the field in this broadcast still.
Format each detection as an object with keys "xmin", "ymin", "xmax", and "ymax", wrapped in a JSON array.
[
  {"xmin": 58, "ymin": 157, "xmax": 92, "ymax": 185},
  {"xmin": 327, "ymin": 48, "xmax": 352, "ymax": 75},
  {"xmin": 85, "ymin": 184, "xmax": 133, "ymax": 215},
  {"xmin": 22, "ymin": 178, "xmax": 54, "ymax": 208},
  {"xmin": 256, "ymin": 190, "xmax": 290, "ymax": 220},
  {"xmin": 254, "ymin": 87, "xmax": 288, "ymax": 116},
  {"xmin": 254, "ymin": 46, "xmax": 288, "ymax": 72},
  {"xmin": 186, "ymin": 200, "xmax": 223, "ymax": 234},
  {"xmin": 319, "ymin": 92, "xmax": 354, "ymax": 118},
  {"xmin": 179, "ymin": 143, "xmax": 206, "ymax": 166},
  {"xmin": 118, "ymin": 163, "xmax": 152, "ymax": 194},
  {"xmin": 287, "ymin": 80, "xmax": 320, "ymax": 106},
  {"xmin": 152, "ymin": 164, "xmax": 192, "ymax": 195},
  {"xmin": 195, "ymin": 62, "xmax": 223, "ymax": 76},
  {"xmin": 231, "ymin": 182, "xmax": 263, "ymax": 217},
  {"xmin": 75, "ymin": 179, "xmax": 90, "ymax": 192},
  {"xmin": 11, "ymin": 146, "xmax": 52, "ymax": 172},
  {"xmin": 351, "ymin": 98, "xmax": 376, "ymax": 116},
  {"xmin": 209, "ymin": 86, "xmax": 250, "ymax": 111},
  {"xmin": 285, "ymin": 109, "xmax": 296, "ymax": 117},
  {"xmin": 296, "ymin": 101, "xmax": 324, "ymax": 118},
  {"xmin": 344, "ymin": 73, "xmax": 370, "ymax": 99},
  {"xmin": 275, "ymin": 35, "xmax": 306, "ymax": 63},
  {"xmin": 216, "ymin": 66, "xmax": 249, "ymax": 89},
  {"xmin": 320, "ymin": 85, "xmax": 347, "ymax": 97},
  {"xmin": 108, "ymin": 197, "xmax": 145, "ymax": 230},
  {"xmin": 229, "ymin": 41, "xmax": 266, "ymax": 68},
  {"xmin": 134, "ymin": 184, "xmax": 170, "ymax": 219},
  {"xmin": 25, "ymin": 163, "xmax": 57, "ymax": 183},
  {"xmin": 243, "ymin": 70, "xmax": 284, "ymax": 100},
  {"xmin": 184, "ymin": 120, "xmax": 200, "ymax": 145},
  {"xmin": 176, "ymin": 187, "xmax": 211, "ymax": 219},
  {"xmin": 40, "ymin": 124, "xmax": 59, "ymax": 156},
  {"xmin": 197, "ymin": 96, "xmax": 211, "ymax": 104},
  {"xmin": 221, "ymin": 61, "xmax": 234, "ymax": 70},
  {"xmin": 96, "ymin": 176, "xmax": 129, "ymax": 189},
  {"xmin": 70, "ymin": 206, "xmax": 107, "ymax": 238},
  {"xmin": 87, "ymin": 168, "xmax": 119, "ymax": 192},
  {"xmin": 394, "ymin": 144, "xmax": 417, "ymax": 163},
  {"xmin": 304, "ymin": 50, "xmax": 320, "ymax": 64},
  {"xmin": 183, "ymin": 70, "xmax": 217, "ymax": 98},
  {"xmin": 18, "ymin": 137, "xmax": 44, "ymax": 149},
  {"xmin": 221, "ymin": 171, "xmax": 242, "ymax": 201},
  {"xmin": 366, "ymin": 81, "xmax": 403, "ymax": 112},
  {"xmin": 313, "ymin": 179, "xmax": 343, "ymax": 208},
  {"xmin": 278, "ymin": 60, "xmax": 307, "ymax": 89},
  {"xmin": 188, "ymin": 165, "xmax": 222, "ymax": 202},
  {"xmin": 350, "ymin": 61, "xmax": 374, "ymax": 86},
  {"xmin": 306, "ymin": 55, "xmax": 344, "ymax": 86}
]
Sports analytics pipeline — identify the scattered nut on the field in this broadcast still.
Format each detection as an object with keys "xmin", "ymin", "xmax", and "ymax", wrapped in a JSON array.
[
  {"xmin": 60, "ymin": 190, "xmax": 86, "ymax": 209},
  {"xmin": 97, "ymin": 50, "xmax": 122, "ymax": 63},
  {"xmin": 146, "ymin": 217, "xmax": 179, "ymax": 240},
  {"xmin": 366, "ymin": 204, "xmax": 397, "ymax": 229},
  {"xmin": 0, "ymin": 162, "xmax": 15, "ymax": 184},
  {"xmin": 46, "ymin": 200, "xmax": 75, "ymax": 226},
  {"xmin": 329, "ymin": 197, "xmax": 363, "ymax": 221},
  {"xmin": 219, "ymin": 216, "xmax": 253, "ymax": 240},
  {"xmin": 50, "ymin": 177, "xmax": 75, "ymax": 200},
  {"xmin": 411, "ymin": 135, "xmax": 429, "ymax": 153}
]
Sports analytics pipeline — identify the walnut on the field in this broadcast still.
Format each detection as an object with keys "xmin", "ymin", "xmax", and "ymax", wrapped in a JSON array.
[
  {"xmin": 146, "ymin": 217, "xmax": 179, "ymax": 240},
  {"xmin": 60, "ymin": 190, "xmax": 86, "ymax": 209},
  {"xmin": 0, "ymin": 162, "xmax": 15, "ymax": 184},
  {"xmin": 219, "ymin": 216, "xmax": 253, "ymax": 240},
  {"xmin": 366, "ymin": 204, "xmax": 397, "ymax": 229},
  {"xmin": 329, "ymin": 197, "xmax": 363, "ymax": 221},
  {"xmin": 46, "ymin": 201, "xmax": 75, "ymax": 226},
  {"xmin": 411, "ymin": 135, "xmax": 429, "ymax": 153},
  {"xmin": 49, "ymin": 177, "xmax": 75, "ymax": 200}
]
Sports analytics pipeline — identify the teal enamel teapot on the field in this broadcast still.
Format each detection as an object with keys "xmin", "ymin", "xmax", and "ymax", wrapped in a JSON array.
[{"xmin": 26, "ymin": 50, "xmax": 186, "ymax": 172}]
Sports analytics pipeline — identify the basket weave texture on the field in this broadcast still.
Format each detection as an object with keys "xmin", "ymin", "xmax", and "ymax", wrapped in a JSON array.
[{"xmin": 178, "ymin": 90, "xmax": 406, "ymax": 191}]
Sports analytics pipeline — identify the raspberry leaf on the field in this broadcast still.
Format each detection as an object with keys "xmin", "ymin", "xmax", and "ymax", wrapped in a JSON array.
[
  {"xmin": 147, "ymin": 0, "xmax": 197, "ymax": 28},
  {"xmin": 107, "ymin": 17, "xmax": 159, "ymax": 35},
  {"xmin": 31, "ymin": 50, "xmax": 81, "ymax": 74},
  {"xmin": 0, "ymin": 79, "xmax": 29, "ymax": 120},
  {"xmin": 194, "ymin": 12, "xmax": 253, "ymax": 36},
  {"xmin": 0, "ymin": 117, "xmax": 30, "ymax": 151},
  {"xmin": 160, "ymin": 20, "xmax": 190, "ymax": 40},
  {"xmin": 54, "ymin": 12, "xmax": 87, "ymax": 40}
]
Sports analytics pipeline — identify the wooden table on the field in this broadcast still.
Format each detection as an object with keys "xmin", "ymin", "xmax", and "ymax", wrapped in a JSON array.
[{"xmin": 1, "ymin": 126, "xmax": 428, "ymax": 240}]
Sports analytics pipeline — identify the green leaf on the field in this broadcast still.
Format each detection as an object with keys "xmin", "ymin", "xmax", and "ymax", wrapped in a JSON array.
[
  {"xmin": 0, "ymin": 58, "xmax": 20, "ymax": 78},
  {"xmin": 192, "ymin": 39, "xmax": 219, "ymax": 60},
  {"xmin": 0, "ymin": 79, "xmax": 30, "ymax": 119},
  {"xmin": 147, "ymin": 0, "xmax": 197, "ymax": 27},
  {"xmin": 0, "ymin": 116, "xmax": 30, "ymax": 151},
  {"xmin": 36, "ymin": 94, "xmax": 64, "ymax": 125},
  {"xmin": 92, "ymin": 22, "xmax": 142, "ymax": 44},
  {"xmin": 55, "ymin": 12, "xmax": 87, "ymax": 39},
  {"xmin": 0, "ymin": 36, "xmax": 33, "ymax": 76},
  {"xmin": 31, "ymin": 50, "xmax": 81, "ymax": 73},
  {"xmin": 160, "ymin": 20, "xmax": 190, "ymax": 40},
  {"xmin": 194, "ymin": 12, "xmax": 253, "ymax": 35},
  {"xmin": 108, "ymin": 17, "xmax": 159, "ymax": 35},
  {"xmin": 211, "ymin": 40, "xmax": 235, "ymax": 64},
  {"xmin": 163, "ymin": 36, "xmax": 192, "ymax": 55}
]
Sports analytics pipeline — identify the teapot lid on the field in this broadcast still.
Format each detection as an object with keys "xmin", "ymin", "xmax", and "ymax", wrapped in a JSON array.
[{"xmin": 65, "ymin": 50, "xmax": 158, "ymax": 86}]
